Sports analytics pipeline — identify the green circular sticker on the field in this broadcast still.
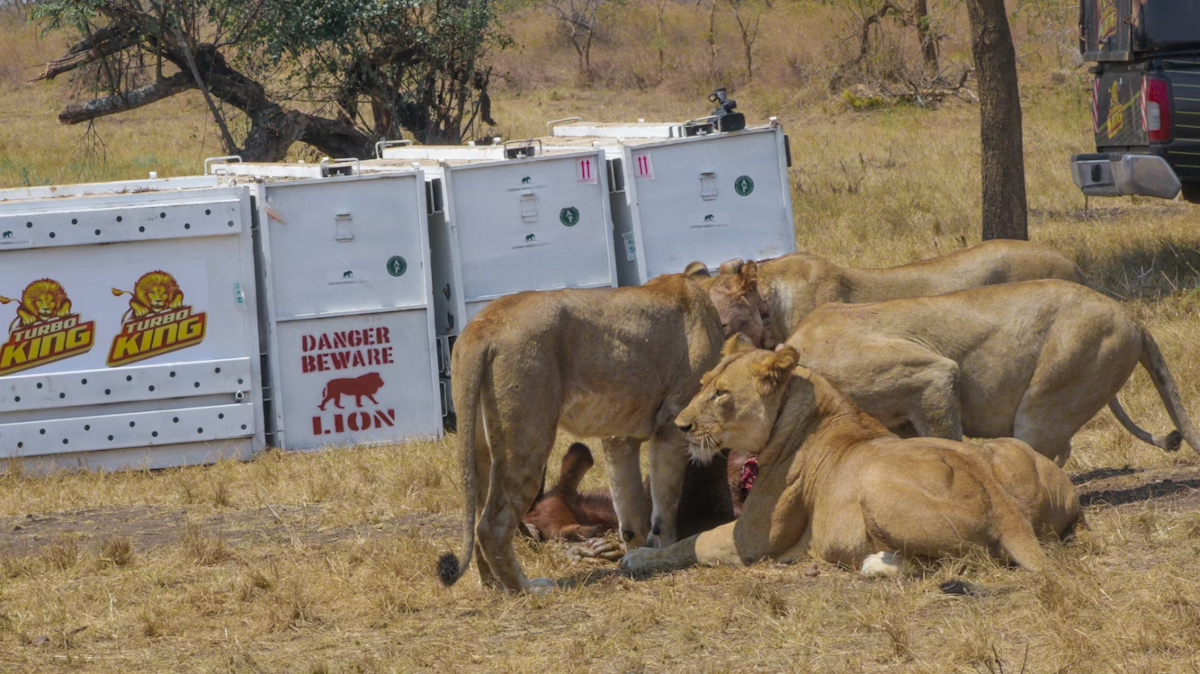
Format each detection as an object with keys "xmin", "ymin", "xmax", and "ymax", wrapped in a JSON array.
[
  {"xmin": 559, "ymin": 206, "xmax": 580, "ymax": 227},
  {"xmin": 386, "ymin": 256, "xmax": 407, "ymax": 277},
  {"xmin": 734, "ymin": 175, "xmax": 755, "ymax": 196}
]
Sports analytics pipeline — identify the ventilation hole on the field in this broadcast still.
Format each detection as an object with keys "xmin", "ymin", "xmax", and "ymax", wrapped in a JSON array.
[
  {"xmin": 205, "ymin": 209, "xmax": 212, "ymax": 215},
  {"xmin": 39, "ymin": 429, "xmax": 45, "ymax": 435},
  {"xmin": 36, "ymin": 383, "xmax": 42, "ymax": 389},
  {"xmin": 237, "ymin": 379, "xmax": 244, "ymax": 385},
  {"xmin": 227, "ymin": 220, "xmax": 234, "ymax": 227},
  {"xmin": 108, "ymin": 435, "xmax": 113, "ymax": 441},
  {"xmin": 13, "ymin": 396, "xmax": 19, "ymax": 402},
  {"xmin": 170, "ymin": 371, "xmax": 176, "ymax": 378},
  {"xmin": 218, "ymin": 413, "xmax": 225, "ymax": 420},
  {"xmin": 116, "ymin": 216, "xmax": 123, "ymax": 223},
  {"xmin": 81, "ymin": 379, "xmax": 87, "ymax": 385},
  {"xmin": 105, "ymin": 389, "xmax": 111, "ymax": 395},
  {"xmin": 48, "ymin": 232, "xmax": 55, "ymax": 238},
  {"xmin": 214, "ymin": 367, "xmax": 221, "ymax": 374},
  {"xmin": 241, "ymin": 425, "xmax": 247, "ymax": 431},
  {"xmin": 17, "ymin": 442, "xmax": 23, "ymax": 449},
  {"xmin": 58, "ymin": 392, "xmax": 65, "ymax": 399},
  {"xmin": 71, "ymin": 218, "xmax": 77, "ymax": 225},
  {"xmin": 138, "ymin": 226, "xmax": 145, "ymax": 233},
  {"xmin": 197, "ymin": 428, "xmax": 204, "ymax": 434},
  {"xmin": 159, "ymin": 212, "xmax": 166, "ymax": 219},
  {"xmin": 148, "ymin": 385, "xmax": 155, "ymax": 392},
  {"xmin": 184, "ymin": 223, "xmax": 191, "ymax": 230},
  {"xmin": 94, "ymin": 229, "xmax": 101, "ymax": 236},
  {"xmin": 173, "ymin": 417, "xmax": 179, "ymax": 423},
  {"xmin": 84, "ymin": 425, "xmax": 90, "ymax": 431},
  {"xmin": 194, "ymin": 382, "xmax": 201, "ymax": 388},
  {"xmin": 62, "ymin": 439, "xmax": 68, "ymax": 445},
  {"xmin": 126, "ymin": 375, "xmax": 132, "ymax": 382},
  {"xmin": 26, "ymin": 221, "xmax": 32, "ymax": 228},
  {"xmin": 152, "ymin": 431, "xmax": 158, "ymax": 438},
  {"xmin": 129, "ymin": 421, "xmax": 136, "ymax": 428}
]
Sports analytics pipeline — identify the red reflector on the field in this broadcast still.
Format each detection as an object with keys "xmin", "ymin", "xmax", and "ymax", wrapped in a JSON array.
[{"xmin": 1142, "ymin": 77, "xmax": 1171, "ymax": 142}]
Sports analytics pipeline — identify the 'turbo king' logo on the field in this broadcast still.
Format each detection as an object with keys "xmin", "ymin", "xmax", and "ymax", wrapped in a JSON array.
[
  {"xmin": 107, "ymin": 270, "xmax": 207, "ymax": 366},
  {"xmin": 0, "ymin": 279, "xmax": 95, "ymax": 375}
]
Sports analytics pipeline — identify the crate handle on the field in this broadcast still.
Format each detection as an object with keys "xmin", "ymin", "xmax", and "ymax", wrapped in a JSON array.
[
  {"xmin": 375, "ymin": 139, "xmax": 413, "ymax": 158},
  {"xmin": 204, "ymin": 155, "xmax": 243, "ymax": 175}
]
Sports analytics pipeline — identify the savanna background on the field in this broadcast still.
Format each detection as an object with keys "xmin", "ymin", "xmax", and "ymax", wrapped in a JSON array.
[{"xmin": 2, "ymin": 0, "xmax": 1200, "ymax": 671}]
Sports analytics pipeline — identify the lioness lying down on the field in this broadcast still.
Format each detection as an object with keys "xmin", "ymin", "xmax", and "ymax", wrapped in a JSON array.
[
  {"xmin": 785, "ymin": 279, "xmax": 1200, "ymax": 465},
  {"xmin": 619, "ymin": 337, "xmax": 1083, "ymax": 576},
  {"xmin": 701, "ymin": 240, "xmax": 1085, "ymax": 348}
]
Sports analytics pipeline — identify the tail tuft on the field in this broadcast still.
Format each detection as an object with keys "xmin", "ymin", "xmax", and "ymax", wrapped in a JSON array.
[
  {"xmin": 1161, "ymin": 430, "xmax": 1183, "ymax": 452},
  {"xmin": 437, "ymin": 553, "xmax": 462, "ymax": 587}
]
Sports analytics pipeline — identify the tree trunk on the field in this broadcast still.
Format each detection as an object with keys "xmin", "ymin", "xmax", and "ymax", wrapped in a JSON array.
[
  {"xmin": 966, "ymin": 0, "xmax": 1028, "ymax": 241},
  {"xmin": 914, "ymin": 0, "xmax": 938, "ymax": 71}
]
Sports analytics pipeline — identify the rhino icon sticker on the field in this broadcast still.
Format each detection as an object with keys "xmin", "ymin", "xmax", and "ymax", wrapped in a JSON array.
[
  {"xmin": 559, "ymin": 207, "xmax": 580, "ymax": 227},
  {"xmin": 734, "ymin": 175, "xmax": 755, "ymax": 196}
]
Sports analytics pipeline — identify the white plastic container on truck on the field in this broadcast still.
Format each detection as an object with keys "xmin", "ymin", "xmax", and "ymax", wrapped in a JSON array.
[
  {"xmin": 543, "ymin": 119, "xmax": 796, "ymax": 285},
  {"xmin": 0, "ymin": 182, "xmax": 265, "ymax": 472},
  {"xmin": 248, "ymin": 171, "xmax": 443, "ymax": 450}
]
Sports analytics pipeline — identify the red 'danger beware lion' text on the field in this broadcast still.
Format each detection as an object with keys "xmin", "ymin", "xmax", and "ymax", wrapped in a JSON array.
[{"xmin": 303, "ymin": 328, "xmax": 396, "ymax": 436}]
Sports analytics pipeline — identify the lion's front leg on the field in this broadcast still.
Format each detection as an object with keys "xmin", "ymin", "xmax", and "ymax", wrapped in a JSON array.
[
  {"xmin": 601, "ymin": 437, "xmax": 650, "ymax": 549},
  {"xmin": 646, "ymin": 429, "xmax": 689, "ymax": 548},
  {"xmin": 621, "ymin": 521, "xmax": 742, "ymax": 573}
]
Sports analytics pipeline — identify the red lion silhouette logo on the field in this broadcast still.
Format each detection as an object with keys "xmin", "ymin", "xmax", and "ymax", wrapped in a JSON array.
[{"xmin": 318, "ymin": 372, "xmax": 385, "ymax": 410}]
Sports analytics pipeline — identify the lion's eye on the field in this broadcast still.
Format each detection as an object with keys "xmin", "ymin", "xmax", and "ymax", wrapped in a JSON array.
[{"xmin": 713, "ymin": 389, "xmax": 727, "ymax": 399}]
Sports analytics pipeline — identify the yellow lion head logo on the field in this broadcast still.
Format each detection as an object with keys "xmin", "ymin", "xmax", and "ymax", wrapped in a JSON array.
[
  {"xmin": 112, "ymin": 270, "xmax": 184, "ymax": 319},
  {"xmin": 0, "ymin": 279, "xmax": 73, "ymax": 330}
]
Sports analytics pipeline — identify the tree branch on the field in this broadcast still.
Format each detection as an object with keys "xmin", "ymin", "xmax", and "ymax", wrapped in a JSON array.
[
  {"xmin": 58, "ymin": 72, "xmax": 196, "ymax": 124},
  {"xmin": 32, "ymin": 20, "xmax": 140, "ymax": 82}
]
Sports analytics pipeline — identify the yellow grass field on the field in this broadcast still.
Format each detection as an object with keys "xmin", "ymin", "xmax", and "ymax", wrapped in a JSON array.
[{"xmin": 2, "ymin": 2, "xmax": 1200, "ymax": 672}]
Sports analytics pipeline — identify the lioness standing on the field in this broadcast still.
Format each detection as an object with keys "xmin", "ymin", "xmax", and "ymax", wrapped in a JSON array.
[
  {"xmin": 438, "ymin": 271, "xmax": 724, "ymax": 592},
  {"xmin": 701, "ymin": 240, "xmax": 1084, "ymax": 348},
  {"xmin": 785, "ymin": 279, "xmax": 1200, "ymax": 465},
  {"xmin": 620, "ymin": 338, "xmax": 1083, "ymax": 576}
]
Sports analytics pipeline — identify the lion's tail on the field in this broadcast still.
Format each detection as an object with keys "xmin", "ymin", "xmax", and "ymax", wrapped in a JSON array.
[
  {"xmin": 1125, "ymin": 327, "xmax": 1200, "ymax": 456},
  {"xmin": 437, "ymin": 335, "xmax": 488, "ymax": 588},
  {"xmin": 0, "ymin": 295, "xmax": 14, "ymax": 305}
]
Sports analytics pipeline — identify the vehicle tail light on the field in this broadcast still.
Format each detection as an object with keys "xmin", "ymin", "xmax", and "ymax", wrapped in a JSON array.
[{"xmin": 1142, "ymin": 77, "xmax": 1171, "ymax": 142}]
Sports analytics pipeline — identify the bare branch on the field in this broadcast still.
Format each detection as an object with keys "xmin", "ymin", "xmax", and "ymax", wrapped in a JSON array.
[
  {"xmin": 32, "ymin": 20, "xmax": 140, "ymax": 82},
  {"xmin": 58, "ymin": 72, "xmax": 196, "ymax": 125}
]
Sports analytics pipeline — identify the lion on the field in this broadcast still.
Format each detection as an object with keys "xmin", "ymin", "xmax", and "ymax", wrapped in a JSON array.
[
  {"xmin": 0, "ymin": 279, "xmax": 72, "ymax": 330},
  {"xmin": 619, "ymin": 336, "xmax": 1084, "ymax": 579},
  {"xmin": 783, "ymin": 279, "xmax": 1200, "ymax": 465},
  {"xmin": 111, "ymin": 270, "xmax": 184, "ymax": 320},
  {"xmin": 318, "ymin": 372, "xmax": 385, "ymax": 410},
  {"xmin": 697, "ymin": 240, "xmax": 1085, "ymax": 349},
  {"xmin": 437, "ymin": 270, "xmax": 725, "ymax": 592}
]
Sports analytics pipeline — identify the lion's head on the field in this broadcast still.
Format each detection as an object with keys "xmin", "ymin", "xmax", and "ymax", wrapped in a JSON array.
[
  {"xmin": 133, "ymin": 271, "xmax": 183, "ymax": 315},
  {"xmin": 362, "ymin": 372, "xmax": 384, "ymax": 390},
  {"xmin": 691, "ymin": 259, "xmax": 771, "ymax": 349},
  {"xmin": 675, "ymin": 334, "xmax": 799, "ymax": 464},
  {"xmin": 21, "ymin": 279, "xmax": 71, "ymax": 324}
]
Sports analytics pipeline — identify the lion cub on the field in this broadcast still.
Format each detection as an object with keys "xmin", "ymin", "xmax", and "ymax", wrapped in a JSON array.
[{"xmin": 620, "ymin": 336, "xmax": 1083, "ymax": 577}]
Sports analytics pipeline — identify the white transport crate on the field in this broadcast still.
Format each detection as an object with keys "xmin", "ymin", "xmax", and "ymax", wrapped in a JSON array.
[
  {"xmin": 546, "ymin": 120, "xmax": 797, "ymax": 286},
  {"xmin": 0, "ymin": 183, "xmax": 266, "ymax": 472},
  {"xmin": 251, "ymin": 172, "xmax": 443, "ymax": 450}
]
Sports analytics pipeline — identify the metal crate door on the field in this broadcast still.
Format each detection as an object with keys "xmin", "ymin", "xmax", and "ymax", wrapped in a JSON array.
[
  {"xmin": 0, "ymin": 186, "xmax": 265, "ymax": 472},
  {"xmin": 623, "ymin": 127, "xmax": 795, "ymax": 284},
  {"xmin": 443, "ymin": 150, "xmax": 617, "ymax": 325},
  {"xmin": 255, "ymin": 173, "xmax": 441, "ymax": 451}
]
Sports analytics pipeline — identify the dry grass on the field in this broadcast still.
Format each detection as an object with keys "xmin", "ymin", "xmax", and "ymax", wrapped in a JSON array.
[{"xmin": 2, "ymin": 1, "xmax": 1200, "ymax": 671}]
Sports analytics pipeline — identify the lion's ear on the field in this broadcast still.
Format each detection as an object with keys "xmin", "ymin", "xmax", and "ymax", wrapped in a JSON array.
[
  {"xmin": 757, "ymin": 345, "xmax": 799, "ymax": 390},
  {"xmin": 718, "ymin": 259, "xmax": 744, "ymax": 275},
  {"xmin": 737, "ymin": 260, "xmax": 759, "ymax": 294},
  {"xmin": 684, "ymin": 261, "xmax": 711, "ymax": 279},
  {"xmin": 721, "ymin": 333, "xmax": 756, "ymax": 358}
]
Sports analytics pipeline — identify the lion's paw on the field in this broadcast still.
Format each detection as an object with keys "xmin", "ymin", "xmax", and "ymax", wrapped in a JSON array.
[
  {"xmin": 859, "ymin": 551, "xmax": 910, "ymax": 577},
  {"xmin": 618, "ymin": 546, "xmax": 661, "ymax": 573}
]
